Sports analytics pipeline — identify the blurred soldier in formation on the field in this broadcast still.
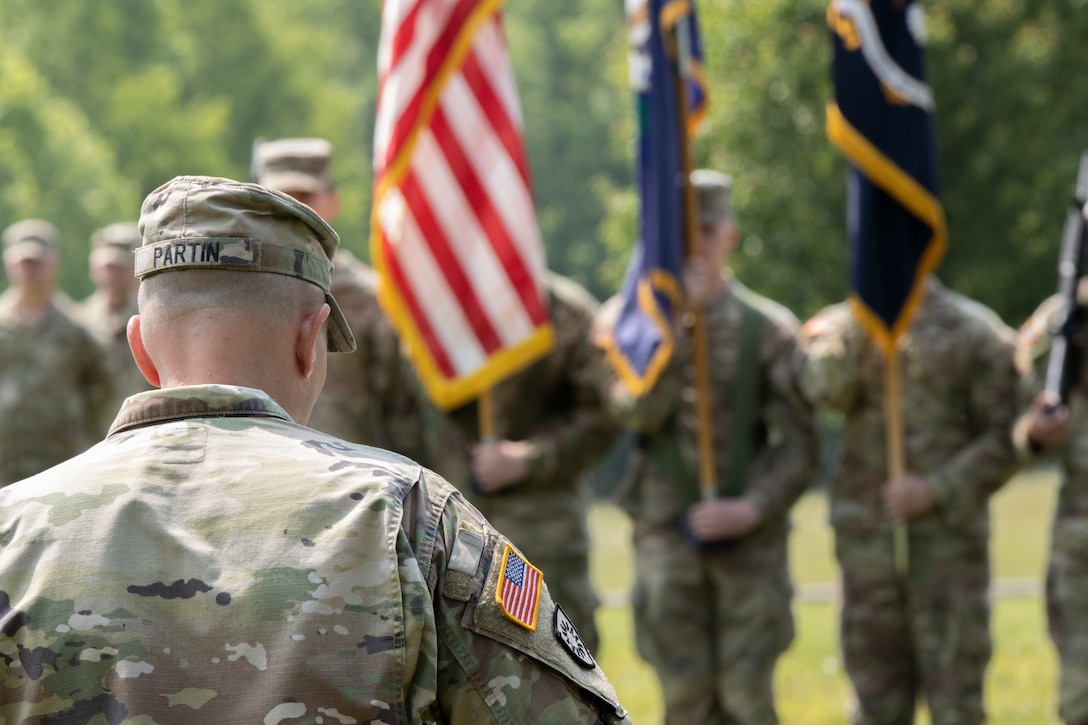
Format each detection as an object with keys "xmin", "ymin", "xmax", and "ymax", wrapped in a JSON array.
[
  {"xmin": 74, "ymin": 221, "xmax": 154, "ymax": 411},
  {"xmin": 429, "ymin": 272, "xmax": 619, "ymax": 657},
  {"xmin": 254, "ymin": 137, "xmax": 427, "ymax": 461},
  {"xmin": 0, "ymin": 175, "xmax": 629, "ymax": 723},
  {"xmin": 796, "ymin": 277, "xmax": 1020, "ymax": 725},
  {"xmin": 1013, "ymin": 203, "xmax": 1088, "ymax": 725},
  {"xmin": 597, "ymin": 170, "xmax": 817, "ymax": 724},
  {"xmin": 0, "ymin": 218, "xmax": 113, "ymax": 485}
]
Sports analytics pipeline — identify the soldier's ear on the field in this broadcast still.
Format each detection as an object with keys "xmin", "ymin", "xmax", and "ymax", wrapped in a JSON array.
[
  {"xmin": 296, "ymin": 303, "xmax": 331, "ymax": 380},
  {"xmin": 127, "ymin": 315, "xmax": 161, "ymax": 388}
]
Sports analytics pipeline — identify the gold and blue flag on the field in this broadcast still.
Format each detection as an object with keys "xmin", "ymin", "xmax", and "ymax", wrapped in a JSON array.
[
  {"xmin": 600, "ymin": 0, "xmax": 708, "ymax": 396},
  {"xmin": 826, "ymin": 0, "xmax": 947, "ymax": 352}
]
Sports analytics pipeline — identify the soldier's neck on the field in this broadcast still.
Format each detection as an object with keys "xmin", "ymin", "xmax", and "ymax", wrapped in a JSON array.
[{"xmin": 15, "ymin": 289, "xmax": 52, "ymax": 323}]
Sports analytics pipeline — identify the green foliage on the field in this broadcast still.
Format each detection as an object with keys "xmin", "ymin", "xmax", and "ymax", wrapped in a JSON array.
[
  {"xmin": 504, "ymin": 0, "xmax": 631, "ymax": 298},
  {"xmin": 0, "ymin": 1, "xmax": 1085, "ymax": 324},
  {"xmin": 926, "ymin": 0, "xmax": 1088, "ymax": 326},
  {"xmin": 0, "ymin": 45, "xmax": 135, "ymax": 297},
  {"xmin": 597, "ymin": 0, "xmax": 1088, "ymax": 324},
  {"xmin": 0, "ymin": 0, "xmax": 632, "ymax": 302}
]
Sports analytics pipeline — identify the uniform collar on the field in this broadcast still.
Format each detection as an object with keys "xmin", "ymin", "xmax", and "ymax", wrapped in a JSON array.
[{"xmin": 108, "ymin": 385, "xmax": 293, "ymax": 436}]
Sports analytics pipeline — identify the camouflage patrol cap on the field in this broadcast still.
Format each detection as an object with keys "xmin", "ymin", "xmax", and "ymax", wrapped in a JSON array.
[
  {"xmin": 691, "ymin": 169, "xmax": 733, "ymax": 224},
  {"xmin": 135, "ymin": 175, "xmax": 356, "ymax": 353},
  {"xmin": 90, "ymin": 221, "xmax": 141, "ymax": 268},
  {"xmin": 2, "ymin": 218, "xmax": 60, "ymax": 264},
  {"xmin": 254, "ymin": 138, "xmax": 333, "ymax": 193}
]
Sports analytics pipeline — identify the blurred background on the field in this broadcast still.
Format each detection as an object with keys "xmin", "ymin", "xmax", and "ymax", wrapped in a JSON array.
[
  {"xmin": 3, "ymin": 1, "xmax": 1085, "ymax": 720},
  {"xmin": 1, "ymin": 0, "xmax": 1085, "ymax": 330}
]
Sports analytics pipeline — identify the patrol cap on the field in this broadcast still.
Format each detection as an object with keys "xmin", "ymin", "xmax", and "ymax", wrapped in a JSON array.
[
  {"xmin": 136, "ymin": 175, "xmax": 356, "ymax": 353},
  {"xmin": 254, "ymin": 138, "xmax": 333, "ymax": 193},
  {"xmin": 90, "ymin": 221, "xmax": 141, "ymax": 268},
  {"xmin": 2, "ymin": 218, "xmax": 60, "ymax": 264},
  {"xmin": 691, "ymin": 169, "xmax": 733, "ymax": 224}
]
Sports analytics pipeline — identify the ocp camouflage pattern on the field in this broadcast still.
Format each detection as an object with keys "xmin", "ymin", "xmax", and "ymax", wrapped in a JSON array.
[
  {"xmin": 796, "ymin": 278, "xmax": 1019, "ymax": 725},
  {"xmin": 599, "ymin": 279, "xmax": 817, "ymax": 724},
  {"xmin": 797, "ymin": 278, "xmax": 1019, "ymax": 537},
  {"xmin": 0, "ymin": 385, "xmax": 629, "ymax": 723},
  {"xmin": 1016, "ymin": 281, "xmax": 1088, "ymax": 725},
  {"xmin": 0, "ymin": 290, "xmax": 114, "ymax": 486}
]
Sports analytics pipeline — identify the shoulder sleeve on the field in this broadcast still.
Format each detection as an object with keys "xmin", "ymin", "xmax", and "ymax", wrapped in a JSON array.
[
  {"xmin": 794, "ymin": 303, "xmax": 864, "ymax": 412},
  {"xmin": 420, "ymin": 471, "xmax": 630, "ymax": 723}
]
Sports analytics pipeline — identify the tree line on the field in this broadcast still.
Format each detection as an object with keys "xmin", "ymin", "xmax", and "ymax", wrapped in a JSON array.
[{"xmin": 0, "ymin": 0, "xmax": 1084, "ymax": 329}]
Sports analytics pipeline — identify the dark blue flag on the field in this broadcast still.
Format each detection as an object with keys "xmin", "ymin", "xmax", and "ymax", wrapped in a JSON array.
[
  {"xmin": 599, "ymin": 0, "xmax": 707, "ymax": 396},
  {"xmin": 827, "ymin": 0, "xmax": 947, "ymax": 352}
]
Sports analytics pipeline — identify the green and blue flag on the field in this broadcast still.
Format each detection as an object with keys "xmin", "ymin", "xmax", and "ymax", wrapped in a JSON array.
[{"xmin": 600, "ymin": 0, "xmax": 707, "ymax": 396}]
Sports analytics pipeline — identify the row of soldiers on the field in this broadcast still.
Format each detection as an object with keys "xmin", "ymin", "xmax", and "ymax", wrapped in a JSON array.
[
  {"xmin": 0, "ymin": 138, "xmax": 1083, "ymax": 724},
  {"xmin": 0, "ymin": 218, "xmax": 149, "ymax": 484},
  {"xmin": 254, "ymin": 141, "xmax": 1084, "ymax": 725}
]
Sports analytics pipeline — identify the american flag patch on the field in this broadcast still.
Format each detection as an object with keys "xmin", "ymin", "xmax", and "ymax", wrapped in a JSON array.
[{"xmin": 496, "ymin": 544, "xmax": 542, "ymax": 630}]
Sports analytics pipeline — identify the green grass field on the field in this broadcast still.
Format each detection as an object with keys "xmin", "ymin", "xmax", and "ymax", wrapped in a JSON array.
[{"xmin": 589, "ymin": 467, "xmax": 1063, "ymax": 724}]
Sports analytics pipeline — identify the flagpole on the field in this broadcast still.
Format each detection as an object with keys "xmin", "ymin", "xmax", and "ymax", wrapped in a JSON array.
[
  {"xmin": 670, "ymin": 17, "xmax": 717, "ymax": 502},
  {"xmin": 479, "ymin": 389, "xmax": 496, "ymax": 443},
  {"xmin": 884, "ymin": 347, "xmax": 909, "ymax": 574}
]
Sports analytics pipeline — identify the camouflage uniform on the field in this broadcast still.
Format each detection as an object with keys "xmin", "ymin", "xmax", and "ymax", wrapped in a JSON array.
[
  {"xmin": 307, "ymin": 249, "xmax": 429, "ymax": 462},
  {"xmin": 428, "ymin": 273, "xmax": 618, "ymax": 656},
  {"xmin": 73, "ymin": 222, "xmax": 151, "ymax": 413},
  {"xmin": 796, "ymin": 278, "xmax": 1020, "ymax": 725},
  {"xmin": 0, "ymin": 172, "xmax": 627, "ymax": 723},
  {"xmin": 0, "ymin": 218, "xmax": 114, "ymax": 485},
  {"xmin": 1015, "ymin": 281, "xmax": 1088, "ymax": 725},
  {"xmin": 600, "ymin": 278, "xmax": 817, "ymax": 725},
  {"xmin": 0, "ymin": 294, "xmax": 113, "ymax": 484},
  {"xmin": 0, "ymin": 385, "xmax": 630, "ymax": 723}
]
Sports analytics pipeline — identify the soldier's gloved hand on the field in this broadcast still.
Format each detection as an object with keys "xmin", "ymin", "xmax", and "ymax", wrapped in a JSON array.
[
  {"xmin": 883, "ymin": 473, "xmax": 937, "ymax": 522},
  {"xmin": 685, "ymin": 498, "xmax": 762, "ymax": 542},
  {"xmin": 470, "ymin": 439, "xmax": 532, "ymax": 493},
  {"xmin": 1021, "ymin": 391, "xmax": 1071, "ymax": 452}
]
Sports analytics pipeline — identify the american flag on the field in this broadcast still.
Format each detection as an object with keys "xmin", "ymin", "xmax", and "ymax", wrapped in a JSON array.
[
  {"xmin": 496, "ymin": 544, "xmax": 542, "ymax": 630},
  {"xmin": 371, "ymin": 0, "xmax": 554, "ymax": 410}
]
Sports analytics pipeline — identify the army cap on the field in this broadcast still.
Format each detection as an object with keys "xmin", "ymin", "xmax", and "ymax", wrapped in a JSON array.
[
  {"xmin": 691, "ymin": 169, "xmax": 733, "ymax": 224},
  {"xmin": 90, "ymin": 221, "xmax": 141, "ymax": 268},
  {"xmin": 2, "ymin": 218, "xmax": 60, "ymax": 264},
  {"xmin": 135, "ymin": 175, "xmax": 356, "ymax": 353},
  {"xmin": 254, "ymin": 138, "xmax": 333, "ymax": 193}
]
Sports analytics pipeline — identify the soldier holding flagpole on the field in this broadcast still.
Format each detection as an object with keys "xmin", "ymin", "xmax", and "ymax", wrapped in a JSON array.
[
  {"xmin": 794, "ymin": 1, "xmax": 1020, "ymax": 721},
  {"xmin": 595, "ymin": 0, "xmax": 817, "ymax": 721}
]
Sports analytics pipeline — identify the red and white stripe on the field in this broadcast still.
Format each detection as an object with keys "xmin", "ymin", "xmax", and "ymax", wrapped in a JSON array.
[
  {"xmin": 498, "ymin": 547, "xmax": 542, "ymax": 629},
  {"xmin": 372, "ymin": 0, "xmax": 552, "ymax": 410}
]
